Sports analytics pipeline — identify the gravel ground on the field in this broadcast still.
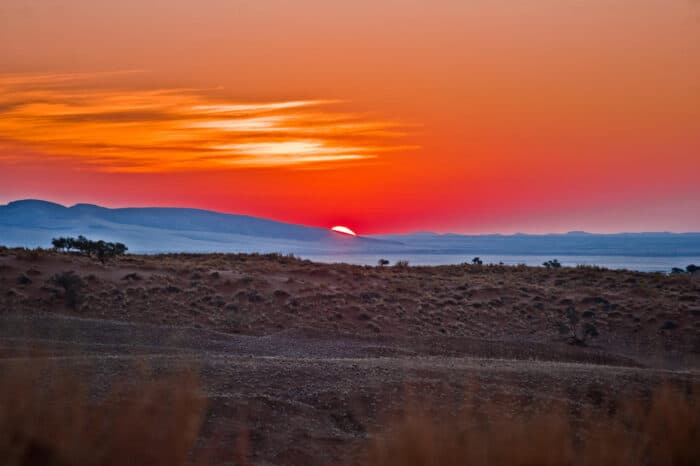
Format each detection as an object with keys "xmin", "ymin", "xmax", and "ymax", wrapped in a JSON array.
[{"xmin": 2, "ymin": 313, "xmax": 697, "ymax": 465}]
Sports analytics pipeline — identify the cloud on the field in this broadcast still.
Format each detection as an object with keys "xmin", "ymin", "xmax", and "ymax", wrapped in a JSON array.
[{"xmin": 0, "ymin": 73, "xmax": 415, "ymax": 171}]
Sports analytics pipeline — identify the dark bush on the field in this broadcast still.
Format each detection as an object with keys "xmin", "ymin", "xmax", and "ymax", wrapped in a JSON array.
[
  {"xmin": 50, "ymin": 271, "xmax": 85, "ymax": 310},
  {"xmin": 377, "ymin": 259, "xmax": 390, "ymax": 267},
  {"xmin": 661, "ymin": 320, "xmax": 679, "ymax": 330},
  {"xmin": 543, "ymin": 259, "xmax": 562, "ymax": 269},
  {"xmin": 564, "ymin": 306, "xmax": 598, "ymax": 346},
  {"xmin": 583, "ymin": 322, "xmax": 599, "ymax": 337}
]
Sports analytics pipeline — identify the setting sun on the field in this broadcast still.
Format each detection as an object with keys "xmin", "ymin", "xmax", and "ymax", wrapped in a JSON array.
[{"xmin": 331, "ymin": 226, "xmax": 357, "ymax": 236}]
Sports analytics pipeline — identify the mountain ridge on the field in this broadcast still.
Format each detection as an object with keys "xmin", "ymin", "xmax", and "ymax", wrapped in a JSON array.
[{"xmin": 1, "ymin": 200, "xmax": 699, "ymax": 259}]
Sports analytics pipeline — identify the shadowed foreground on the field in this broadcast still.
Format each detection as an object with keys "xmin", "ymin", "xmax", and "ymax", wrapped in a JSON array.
[
  {"xmin": 1, "ymin": 364, "xmax": 698, "ymax": 466},
  {"xmin": 1, "ymin": 249, "xmax": 699, "ymax": 465}
]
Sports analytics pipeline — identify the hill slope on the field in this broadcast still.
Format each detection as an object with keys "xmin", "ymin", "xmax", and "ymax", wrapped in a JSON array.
[{"xmin": 0, "ymin": 200, "xmax": 392, "ymax": 254}]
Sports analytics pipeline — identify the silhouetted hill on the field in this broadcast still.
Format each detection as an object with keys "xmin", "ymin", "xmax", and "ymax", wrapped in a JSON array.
[
  {"xmin": 0, "ymin": 199, "xmax": 394, "ymax": 253},
  {"xmin": 1, "ymin": 200, "xmax": 699, "ymax": 262}
]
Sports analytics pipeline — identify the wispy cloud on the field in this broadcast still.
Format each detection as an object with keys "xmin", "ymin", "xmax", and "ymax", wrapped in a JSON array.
[{"xmin": 0, "ymin": 73, "xmax": 415, "ymax": 171}]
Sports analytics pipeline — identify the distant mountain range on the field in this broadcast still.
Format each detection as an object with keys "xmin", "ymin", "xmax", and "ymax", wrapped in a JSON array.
[
  {"xmin": 1, "ymin": 200, "xmax": 699, "ymax": 259},
  {"xmin": 0, "ymin": 200, "xmax": 394, "ymax": 254},
  {"xmin": 372, "ymin": 231, "xmax": 700, "ymax": 257}
]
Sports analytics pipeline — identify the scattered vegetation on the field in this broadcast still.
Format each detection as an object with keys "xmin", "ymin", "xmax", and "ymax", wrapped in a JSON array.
[
  {"xmin": 1, "ymin": 249, "xmax": 698, "ymax": 352},
  {"xmin": 394, "ymin": 260, "xmax": 410, "ymax": 268},
  {"xmin": 52, "ymin": 236, "xmax": 127, "ymax": 263}
]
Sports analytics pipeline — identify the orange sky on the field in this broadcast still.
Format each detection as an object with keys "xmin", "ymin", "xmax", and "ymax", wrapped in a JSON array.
[{"xmin": 1, "ymin": 0, "xmax": 699, "ymax": 234}]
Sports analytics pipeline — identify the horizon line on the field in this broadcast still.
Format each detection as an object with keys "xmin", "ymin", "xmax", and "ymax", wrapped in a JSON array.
[{"xmin": 3, "ymin": 198, "xmax": 700, "ymax": 237}]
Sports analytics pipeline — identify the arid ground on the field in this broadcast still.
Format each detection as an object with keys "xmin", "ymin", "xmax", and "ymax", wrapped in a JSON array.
[{"xmin": 1, "ymin": 248, "xmax": 698, "ymax": 465}]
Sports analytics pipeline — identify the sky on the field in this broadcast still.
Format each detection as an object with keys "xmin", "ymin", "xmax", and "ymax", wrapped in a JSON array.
[{"xmin": 1, "ymin": 0, "xmax": 699, "ymax": 234}]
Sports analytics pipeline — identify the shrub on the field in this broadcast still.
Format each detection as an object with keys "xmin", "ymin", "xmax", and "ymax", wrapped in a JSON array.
[
  {"xmin": 563, "ymin": 306, "xmax": 597, "ymax": 346},
  {"xmin": 582, "ymin": 322, "xmax": 599, "ymax": 337},
  {"xmin": 394, "ymin": 260, "xmax": 410, "ymax": 268},
  {"xmin": 543, "ymin": 259, "xmax": 562, "ymax": 269},
  {"xmin": 50, "ymin": 271, "xmax": 85, "ymax": 309},
  {"xmin": 472, "ymin": 257, "xmax": 483, "ymax": 265},
  {"xmin": 377, "ymin": 259, "xmax": 390, "ymax": 267},
  {"xmin": 688, "ymin": 264, "xmax": 699, "ymax": 274},
  {"xmin": 661, "ymin": 320, "xmax": 679, "ymax": 330}
]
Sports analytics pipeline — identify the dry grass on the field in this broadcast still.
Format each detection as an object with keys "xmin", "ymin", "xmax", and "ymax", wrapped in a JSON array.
[
  {"xmin": 0, "ymin": 363, "xmax": 205, "ymax": 466},
  {"xmin": 362, "ymin": 385, "xmax": 700, "ymax": 466},
  {"xmin": 0, "ymin": 361, "xmax": 698, "ymax": 466}
]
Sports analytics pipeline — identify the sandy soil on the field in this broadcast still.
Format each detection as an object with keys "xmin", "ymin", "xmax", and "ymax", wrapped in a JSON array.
[{"xmin": 1, "ymin": 248, "xmax": 699, "ymax": 465}]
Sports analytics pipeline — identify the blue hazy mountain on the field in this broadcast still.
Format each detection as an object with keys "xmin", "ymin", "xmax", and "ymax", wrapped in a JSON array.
[
  {"xmin": 1, "ymin": 200, "xmax": 699, "ymax": 259},
  {"xmin": 0, "ymin": 200, "xmax": 394, "ymax": 254}
]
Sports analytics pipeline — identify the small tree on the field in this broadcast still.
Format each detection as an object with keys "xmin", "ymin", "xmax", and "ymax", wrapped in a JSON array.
[
  {"xmin": 377, "ymin": 259, "xmax": 390, "ymax": 267},
  {"xmin": 687, "ymin": 264, "xmax": 699, "ymax": 274},
  {"xmin": 472, "ymin": 257, "xmax": 483, "ymax": 265}
]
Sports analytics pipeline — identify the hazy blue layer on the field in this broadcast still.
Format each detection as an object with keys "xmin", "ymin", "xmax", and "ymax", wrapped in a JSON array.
[
  {"xmin": 2, "ymin": 200, "xmax": 699, "ymax": 272},
  {"xmin": 302, "ymin": 254, "xmax": 699, "ymax": 273}
]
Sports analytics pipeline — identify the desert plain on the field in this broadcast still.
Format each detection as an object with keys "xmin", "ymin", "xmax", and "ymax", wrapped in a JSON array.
[{"xmin": 1, "ymin": 247, "xmax": 698, "ymax": 465}]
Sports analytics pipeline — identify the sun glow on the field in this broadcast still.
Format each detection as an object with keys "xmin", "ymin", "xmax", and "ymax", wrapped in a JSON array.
[{"xmin": 331, "ymin": 226, "xmax": 357, "ymax": 236}]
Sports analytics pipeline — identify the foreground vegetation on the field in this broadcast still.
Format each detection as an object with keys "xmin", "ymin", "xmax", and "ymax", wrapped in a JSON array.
[
  {"xmin": 0, "ymin": 364, "xmax": 697, "ymax": 466},
  {"xmin": 365, "ymin": 384, "xmax": 699, "ymax": 466}
]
